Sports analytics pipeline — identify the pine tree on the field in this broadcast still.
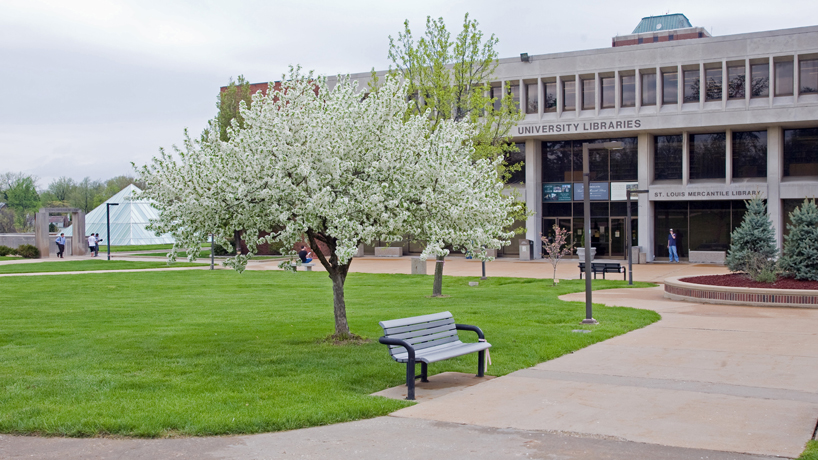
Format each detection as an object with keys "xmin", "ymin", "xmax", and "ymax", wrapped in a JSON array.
[
  {"xmin": 779, "ymin": 198, "xmax": 818, "ymax": 281},
  {"xmin": 725, "ymin": 196, "xmax": 777, "ymax": 280}
]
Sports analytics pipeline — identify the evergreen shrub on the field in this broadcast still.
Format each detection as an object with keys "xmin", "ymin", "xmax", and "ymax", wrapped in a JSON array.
[
  {"xmin": 725, "ymin": 196, "xmax": 778, "ymax": 282},
  {"xmin": 0, "ymin": 245, "xmax": 14, "ymax": 256},
  {"xmin": 779, "ymin": 198, "xmax": 818, "ymax": 281},
  {"xmin": 15, "ymin": 244, "xmax": 40, "ymax": 259}
]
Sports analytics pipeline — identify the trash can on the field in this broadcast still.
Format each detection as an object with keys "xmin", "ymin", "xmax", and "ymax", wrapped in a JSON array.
[{"xmin": 519, "ymin": 239, "xmax": 533, "ymax": 261}]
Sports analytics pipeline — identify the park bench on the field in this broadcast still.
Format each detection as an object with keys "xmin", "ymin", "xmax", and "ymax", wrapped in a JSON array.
[
  {"xmin": 289, "ymin": 262, "xmax": 315, "ymax": 271},
  {"xmin": 378, "ymin": 311, "xmax": 491, "ymax": 400},
  {"xmin": 578, "ymin": 262, "xmax": 626, "ymax": 280}
]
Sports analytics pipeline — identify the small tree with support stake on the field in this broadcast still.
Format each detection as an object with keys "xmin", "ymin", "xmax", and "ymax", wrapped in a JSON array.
[{"xmin": 541, "ymin": 224, "xmax": 572, "ymax": 286}]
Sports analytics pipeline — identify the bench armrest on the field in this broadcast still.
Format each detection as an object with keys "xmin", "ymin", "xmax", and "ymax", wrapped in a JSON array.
[
  {"xmin": 455, "ymin": 324, "xmax": 485, "ymax": 340},
  {"xmin": 379, "ymin": 336, "xmax": 416, "ymax": 361}
]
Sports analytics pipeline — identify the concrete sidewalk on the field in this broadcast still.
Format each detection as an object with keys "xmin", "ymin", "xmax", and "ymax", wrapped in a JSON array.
[{"xmin": 391, "ymin": 286, "xmax": 818, "ymax": 458}]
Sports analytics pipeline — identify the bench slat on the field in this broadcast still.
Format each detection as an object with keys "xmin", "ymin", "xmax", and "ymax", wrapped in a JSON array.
[
  {"xmin": 385, "ymin": 323, "xmax": 457, "ymax": 341},
  {"xmin": 388, "ymin": 335, "xmax": 460, "ymax": 354},
  {"xmin": 403, "ymin": 330, "xmax": 460, "ymax": 346},
  {"xmin": 379, "ymin": 311, "xmax": 453, "ymax": 330},
  {"xmin": 391, "ymin": 341, "xmax": 491, "ymax": 363},
  {"xmin": 382, "ymin": 318, "xmax": 455, "ymax": 335}
]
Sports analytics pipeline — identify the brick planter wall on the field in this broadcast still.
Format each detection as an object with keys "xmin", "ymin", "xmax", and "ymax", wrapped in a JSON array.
[{"xmin": 663, "ymin": 276, "xmax": 818, "ymax": 308}]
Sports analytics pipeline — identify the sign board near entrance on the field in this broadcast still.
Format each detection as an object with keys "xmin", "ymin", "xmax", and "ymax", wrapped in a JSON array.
[
  {"xmin": 649, "ymin": 184, "xmax": 768, "ymax": 201},
  {"xmin": 574, "ymin": 182, "xmax": 609, "ymax": 201},
  {"xmin": 611, "ymin": 182, "xmax": 639, "ymax": 201},
  {"xmin": 543, "ymin": 183, "xmax": 572, "ymax": 201}
]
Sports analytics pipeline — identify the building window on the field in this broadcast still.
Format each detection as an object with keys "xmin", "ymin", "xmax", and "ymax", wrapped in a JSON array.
[
  {"xmin": 775, "ymin": 61, "xmax": 794, "ymax": 96},
  {"xmin": 610, "ymin": 138, "xmax": 638, "ymax": 181},
  {"xmin": 683, "ymin": 69, "xmax": 700, "ymax": 103},
  {"xmin": 621, "ymin": 75, "xmax": 636, "ymax": 107},
  {"xmin": 783, "ymin": 128, "xmax": 818, "ymax": 177},
  {"xmin": 601, "ymin": 77, "xmax": 615, "ymax": 108},
  {"xmin": 750, "ymin": 63, "xmax": 769, "ymax": 97},
  {"xmin": 542, "ymin": 141, "xmax": 573, "ymax": 182},
  {"xmin": 732, "ymin": 131, "xmax": 767, "ymax": 178},
  {"xmin": 491, "ymin": 85, "xmax": 503, "ymax": 110},
  {"xmin": 544, "ymin": 82, "xmax": 557, "ymax": 112},
  {"xmin": 662, "ymin": 71, "xmax": 678, "ymax": 104},
  {"xmin": 727, "ymin": 65, "xmax": 745, "ymax": 99},
  {"xmin": 690, "ymin": 133, "xmax": 726, "ymax": 179},
  {"xmin": 705, "ymin": 67, "xmax": 722, "ymax": 101},
  {"xmin": 654, "ymin": 135, "xmax": 683, "ymax": 180},
  {"xmin": 641, "ymin": 73, "xmax": 656, "ymax": 106},
  {"xmin": 507, "ymin": 143, "xmax": 526, "ymax": 183},
  {"xmin": 563, "ymin": 80, "xmax": 576, "ymax": 111},
  {"xmin": 582, "ymin": 78, "xmax": 595, "ymax": 110},
  {"xmin": 526, "ymin": 83, "xmax": 538, "ymax": 114},
  {"xmin": 801, "ymin": 59, "xmax": 818, "ymax": 93},
  {"xmin": 508, "ymin": 83, "xmax": 521, "ymax": 108}
]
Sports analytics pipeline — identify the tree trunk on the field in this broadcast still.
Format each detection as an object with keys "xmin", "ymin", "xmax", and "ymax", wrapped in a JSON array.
[
  {"xmin": 306, "ymin": 230, "xmax": 352, "ymax": 337},
  {"xmin": 432, "ymin": 254, "xmax": 445, "ymax": 297},
  {"xmin": 329, "ymin": 269, "xmax": 350, "ymax": 336}
]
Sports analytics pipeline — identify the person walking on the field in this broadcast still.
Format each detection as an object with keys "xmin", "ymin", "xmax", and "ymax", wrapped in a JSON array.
[
  {"xmin": 668, "ymin": 228, "xmax": 679, "ymax": 263},
  {"xmin": 55, "ymin": 233, "xmax": 66, "ymax": 258},
  {"xmin": 94, "ymin": 233, "xmax": 102, "ymax": 257},
  {"xmin": 87, "ymin": 234, "xmax": 97, "ymax": 257}
]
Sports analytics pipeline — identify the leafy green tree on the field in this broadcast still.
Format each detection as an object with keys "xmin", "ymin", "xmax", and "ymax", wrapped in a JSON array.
[
  {"xmin": 41, "ymin": 176, "xmax": 76, "ymax": 207},
  {"xmin": 387, "ymin": 14, "xmax": 523, "ymax": 170},
  {"xmin": 725, "ymin": 196, "xmax": 778, "ymax": 281},
  {"xmin": 779, "ymin": 198, "xmax": 818, "ymax": 281},
  {"xmin": 386, "ymin": 14, "xmax": 526, "ymax": 296},
  {"xmin": 1, "ymin": 173, "xmax": 40, "ymax": 231},
  {"xmin": 69, "ymin": 177, "xmax": 104, "ymax": 213},
  {"xmin": 217, "ymin": 75, "xmax": 252, "ymax": 142}
]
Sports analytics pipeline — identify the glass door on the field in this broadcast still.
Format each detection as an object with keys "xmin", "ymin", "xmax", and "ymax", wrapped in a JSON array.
[{"xmin": 610, "ymin": 218, "xmax": 625, "ymax": 258}]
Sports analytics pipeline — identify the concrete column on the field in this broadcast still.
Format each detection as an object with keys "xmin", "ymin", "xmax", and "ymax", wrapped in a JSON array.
[
  {"xmin": 526, "ymin": 139, "xmax": 543, "ymax": 259},
  {"xmin": 682, "ymin": 131, "xmax": 690, "ymax": 185},
  {"xmin": 638, "ymin": 133, "xmax": 653, "ymax": 261},
  {"xmin": 768, "ymin": 57, "xmax": 775, "ymax": 107},
  {"xmin": 635, "ymin": 69, "xmax": 642, "ymax": 111},
  {"xmin": 767, "ymin": 127, "xmax": 783, "ymax": 251},
  {"xmin": 556, "ymin": 76, "xmax": 563, "ymax": 117},
  {"xmin": 34, "ymin": 209, "xmax": 50, "ymax": 258},
  {"xmin": 722, "ymin": 61, "xmax": 728, "ymax": 110},
  {"xmin": 72, "ymin": 211, "xmax": 87, "ymax": 256},
  {"xmin": 615, "ymin": 70, "xmax": 621, "ymax": 115},
  {"xmin": 725, "ymin": 129, "xmax": 733, "ymax": 185},
  {"xmin": 794, "ymin": 54, "xmax": 801, "ymax": 101},
  {"xmin": 537, "ymin": 78, "xmax": 544, "ymax": 117}
]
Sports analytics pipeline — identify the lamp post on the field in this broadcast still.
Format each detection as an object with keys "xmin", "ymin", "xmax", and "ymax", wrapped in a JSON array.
[
  {"xmin": 581, "ymin": 141, "xmax": 623, "ymax": 325},
  {"xmin": 626, "ymin": 188, "xmax": 649, "ymax": 285},
  {"xmin": 210, "ymin": 233, "xmax": 215, "ymax": 270},
  {"xmin": 106, "ymin": 203, "xmax": 119, "ymax": 260}
]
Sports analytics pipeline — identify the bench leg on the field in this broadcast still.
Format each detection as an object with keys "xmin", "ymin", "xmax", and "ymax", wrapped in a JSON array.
[
  {"xmin": 406, "ymin": 358, "xmax": 416, "ymax": 400},
  {"xmin": 420, "ymin": 362, "xmax": 428, "ymax": 382},
  {"xmin": 602, "ymin": 271, "xmax": 606, "ymax": 280},
  {"xmin": 305, "ymin": 265, "xmax": 313, "ymax": 271},
  {"xmin": 477, "ymin": 350, "xmax": 485, "ymax": 377}
]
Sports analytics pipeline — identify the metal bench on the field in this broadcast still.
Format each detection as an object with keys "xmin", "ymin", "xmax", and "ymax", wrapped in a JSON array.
[
  {"xmin": 378, "ymin": 311, "xmax": 490, "ymax": 400},
  {"xmin": 578, "ymin": 262, "xmax": 626, "ymax": 280}
]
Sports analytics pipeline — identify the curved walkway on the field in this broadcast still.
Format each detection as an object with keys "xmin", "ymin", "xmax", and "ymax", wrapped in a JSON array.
[{"xmin": 3, "ymin": 283, "xmax": 815, "ymax": 459}]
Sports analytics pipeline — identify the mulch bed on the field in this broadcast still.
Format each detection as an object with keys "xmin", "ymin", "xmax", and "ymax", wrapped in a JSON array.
[{"xmin": 681, "ymin": 273, "xmax": 818, "ymax": 290}]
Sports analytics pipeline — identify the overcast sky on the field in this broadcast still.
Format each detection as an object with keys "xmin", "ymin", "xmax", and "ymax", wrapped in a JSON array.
[{"xmin": 1, "ymin": 0, "xmax": 814, "ymax": 189}]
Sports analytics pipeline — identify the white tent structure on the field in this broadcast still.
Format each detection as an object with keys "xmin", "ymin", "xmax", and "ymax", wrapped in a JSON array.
[{"xmin": 64, "ymin": 184, "xmax": 174, "ymax": 245}]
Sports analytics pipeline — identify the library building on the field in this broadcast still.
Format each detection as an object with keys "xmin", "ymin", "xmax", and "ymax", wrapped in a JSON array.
[
  {"xmin": 460, "ymin": 14, "xmax": 816, "ymax": 262},
  {"xmin": 496, "ymin": 15, "xmax": 818, "ymax": 262},
  {"xmin": 311, "ymin": 14, "xmax": 818, "ymax": 261}
]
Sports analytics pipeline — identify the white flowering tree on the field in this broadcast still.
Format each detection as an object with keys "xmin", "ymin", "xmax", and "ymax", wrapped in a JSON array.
[
  {"xmin": 138, "ymin": 68, "xmax": 495, "ymax": 338},
  {"xmin": 408, "ymin": 121, "xmax": 521, "ymax": 296}
]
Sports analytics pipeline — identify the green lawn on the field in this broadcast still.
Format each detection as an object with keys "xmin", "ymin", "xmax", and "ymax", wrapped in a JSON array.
[
  {"xmin": 0, "ymin": 260, "xmax": 205, "ymax": 274},
  {"xmin": 138, "ymin": 250, "xmax": 213, "ymax": 259},
  {"xmin": 0, "ymin": 256, "xmax": 22, "ymax": 261},
  {"xmin": 0, "ymin": 271, "xmax": 658, "ymax": 437}
]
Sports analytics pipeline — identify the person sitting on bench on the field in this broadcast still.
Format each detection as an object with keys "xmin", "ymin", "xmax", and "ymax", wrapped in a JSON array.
[{"xmin": 298, "ymin": 246, "xmax": 314, "ymax": 264}]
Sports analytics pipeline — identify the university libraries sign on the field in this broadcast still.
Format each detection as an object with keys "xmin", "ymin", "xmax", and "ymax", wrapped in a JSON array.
[
  {"xmin": 517, "ymin": 119, "xmax": 642, "ymax": 135},
  {"xmin": 649, "ymin": 184, "xmax": 767, "ymax": 201}
]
